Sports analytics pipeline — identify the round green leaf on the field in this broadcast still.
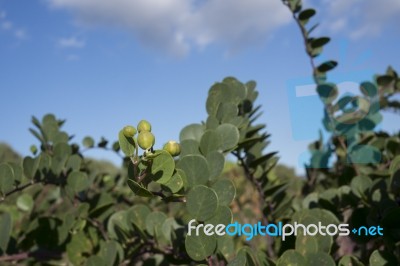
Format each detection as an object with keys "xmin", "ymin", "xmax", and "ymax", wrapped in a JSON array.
[
  {"xmin": 0, "ymin": 163, "xmax": 14, "ymax": 197},
  {"xmin": 338, "ymin": 255, "xmax": 364, "ymax": 266},
  {"xmin": 186, "ymin": 185, "xmax": 218, "ymax": 221},
  {"xmin": 66, "ymin": 154, "xmax": 82, "ymax": 172},
  {"xmin": 67, "ymin": 171, "xmax": 90, "ymax": 193},
  {"xmin": 200, "ymin": 130, "xmax": 221, "ymax": 156},
  {"xmin": 0, "ymin": 212, "xmax": 12, "ymax": 252},
  {"xmin": 180, "ymin": 124, "xmax": 204, "ymax": 143},
  {"xmin": 211, "ymin": 179, "xmax": 235, "ymax": 206},
  {"xmin": 206, "ymin": 151, "xmax": 225, "ymax": 180},
  {"xmin": 277, "ymin": 250, "xmax": 307, "ymax": 266},
  {"xmin": 180, "ymin": 139, "xmax": 201, "ymax": 157},
  {"xmin": 177, "ymin": 155, "xmax": 210, "ymax": 187},
  {"xmin": 369, "ymin": 250, "xmax": 398, "ymax": 266},
  {"xmin": 23, "ymin": 156, "xmax": 40, "ymax": 179},
  {"xmin": 205, "ymin": 206, "xmax": 232, "ymax": 226},
  {"xmin": 162, "ymin": 171, "xmax": 183, "ymax": 193},
  {"xmin": 16, "ymin": 194, "xmax": 34, "ymax": 212},
  {"xmin": 216, "ymin": 124, "xmax": 240, "ymax": 151},
  {"xmin": 317, "ymin": 83, "xmax": 338, "ymax": 104},
  {"xmin": 127, "ymin": 179, "xmax": 153, "ymax": 197},
  {"xmin": 118, "ymin": 130, "xmax": 135, "ymax": 157},
  {"xmin": 351, "ymin": 175, "xmax": 372, "ymax": 198},
  {"xmin": 216, "ymin": 102, "xmax": 238, "ymax": 123},
  {"xmin": 305, "ymin": 252, "xmax": 335, "ymax": 266},
  {"xmin": 145, "ymin": 212, "xmax": 167, "ymax": 236},
  {"xmin": 148, "ymin": 150, "xmax": 175, "ymax": 184},
  {"xmin": 82, "ymin": 136, "xmax": 95, "ymax": 148},
  {"xmin": 217, "ymin": 234, "xmax": 235, "ymax": 261},
  {"xmin": 185, "ymin": 230, "xmax": 217, "ymax": 261},
  {"xmin": 128, "ymin": 204, "xmax": 151, "ymax": 231}
]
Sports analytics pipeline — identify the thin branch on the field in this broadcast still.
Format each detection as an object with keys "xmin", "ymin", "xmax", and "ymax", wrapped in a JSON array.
[
  {"xmin": 0, "ymin": 181, "xmax": 35, "ymax": 202},
  {"xmin": 87, "ymin": 217, "xmax": 109, "ymax": 241},
  {"xmin": 0, "ymin": 249, "xmax": 62, "ymax": 262},
  {"xmin": 232, "ymin": 151, "xmax": 275, "ymax": 259}
]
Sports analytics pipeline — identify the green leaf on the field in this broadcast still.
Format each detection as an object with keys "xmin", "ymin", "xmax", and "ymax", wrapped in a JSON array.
[
  {"xmin": 305, "ymin": 252, "xmax": 335, "ymax": 266},
  {"xmin": 206, "ymin": 151, "xmax": 225, "ymax": 180},
  {"xmin": 206, "ymin": 116, "xmax": 219, "ymax": 129},
  {"xmin": 185, "ymin": 229, "xmax": 217, "ymax": 261},
  {"xmin": 377, "ymin": 75, "xmax": 394, "ymax": 87},
  {"xmin": 86, "ymin": 255, "xmax": 106, "ymax": 266},
  {"xmin": 0, "ymin": 163, "xmax": 14, "ymax": 197},
  {"xmin": 145, "ymin": 211, "xmax": 167, "ymax": 236},
  {"xmin": 186, "ymin": 185, "xmax": 218, "ymax": 221},
  {"xmin": 82, "ymin": 136, "xmax": 95, "ymax": 148},
  {"xmin": 100, "ymin": 241, "xmax": 118, "ymax": 265},
  {"xmin": 162, "ymin": 171, "xmax": 184, "ymax": 193},
  {"xmin": 200, "ymin": 130, "xmax": 221, "ymax": 156},
  {"xmin": 9, "ymin": 162, "xmax": 23, "ymax": 184},
  {"xmin": 348, "ymin": 145, "xmax": 381, "ymax": 164},
  {"xmin": 317, "ymin": 83, "xmax": 338, "ymax": 105},
  {"xmin": 180, "ymin": 139, "xmax": 201, "ymax": 157},
  {"xmin": 51, "ymin": 142, "xmax": 71, "ymax": 175},
  {"xmin": 127, "ymin": 179, "xmax": 153, "ymax": 197},
  {"xmin": 23, "ymin": 156, "xmax": 40, "ymax": 179},
  {"xmin": 216, "ymin": 102, "xmax": 238, "ymax": 123},
  {"xmin": 0, "ymin": 212, "xmax": 12, "ymax": 253},
  {"xmin": 369, "ymin": 250, "xmax": 398, "ymax": 266},
  {"xmin": 216, "ymin": 124, "xmax": 240, "ymax": 151},
  {"xmin": 311, "ymin": 37, "xmax": 330, "ymax": 48},
  {"xmin": 128, "ymin": 204, "xmax": 151, "ymax": 231},
  {"xmin": 338, "ymin": 255, "xmax": 364, "ymax": 266},
  {"xmin": 205, "ymin": 206, "xmax": 232, "ymax": 226},
  {"xmin": 67, "ymin": 171, "xmax": 90, "ymax": 193},
  {"xmin": 118, "ymin": 130, "xmax": 135, "ymax": 157},
  {"xmin": 288, "ymin": 0, "xmax": 302, "ymax": 13},
  {"xmin": 211, "ymin": 179, "xmax": 235, "ymax": 206},
  {"xmin": 317, "ymin": 61, "xmax": 338, "ymax": 73},
  {"xmin": 360, "ymin": 82, "xmax": 378, "ymax": 97},
  {"xmin": 277, "ymin": 250, "xmax": 307, "ymax": 266},
  {"xmin": 148, "ymin": 150, "xmax": 175, "ymax": 184},
  {"xmin": 177, "ymin": 155, "xmax": 210, "ymax": 187},
  {"xmin": 66, "ymin": 154, "xmax": 82, "ymax": 172},
  {"xmin": 107, "ymin": 211, "xmax": 130, "ymax": 239},
  {"xmin": 249, "ymin": 152, "xmax": 278, "ymax": 168},
  {"xmin": 217, "ymin": 235, "xmax": 235, "ymax": 261},
  {"xmin": 16, "ymin": 194, "xmax": 34, "ymax": 212},
  {"xmin": 295, "ymin": 234, "xmax": 318, "ymax": 255},
  {"xmin": 298, "ymin": 9, "xmax": 316, "ymax": 24},
  {"xmin": 67, "ymin": 231, "xmax": 92, "ymax": 265},
  {"xmin": 180, "ymin": 124, "xmax": 205, "ymax": 143}
]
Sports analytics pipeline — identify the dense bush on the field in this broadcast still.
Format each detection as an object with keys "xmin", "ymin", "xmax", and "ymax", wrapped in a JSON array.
[{"xmin": 1, "ymin": 0, "xmax": 400, "ymax": 265}]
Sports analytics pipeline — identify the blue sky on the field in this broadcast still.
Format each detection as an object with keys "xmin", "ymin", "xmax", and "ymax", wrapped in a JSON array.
[{"xmin": 0, "ymin": 0, "xmax": 399, "ymax": 175}]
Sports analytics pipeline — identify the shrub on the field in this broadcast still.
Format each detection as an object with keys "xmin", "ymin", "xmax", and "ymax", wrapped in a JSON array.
[{"xmin": 0, "ymin": 0, "xmax": 399, "ymax": 265}]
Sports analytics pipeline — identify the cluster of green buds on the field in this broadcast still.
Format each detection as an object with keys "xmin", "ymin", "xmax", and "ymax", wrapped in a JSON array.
[
  {"xmin": 119, "ymin": 120, "xmax": 184, "ymax": 200},
  {"xmin": 122, "ymin": 120, "xmax": 181, "ymax": 157}
]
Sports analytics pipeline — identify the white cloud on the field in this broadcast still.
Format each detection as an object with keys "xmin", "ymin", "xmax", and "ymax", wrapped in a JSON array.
[
  {"xmin": 66, "ymin": 54, "xmax": 80, "ymax": 61},
  {"xmin": 315, "ymin": 0, "xmax": 400, "ymax": 40},
  {"xmin": 47, "ymin": 0, "xmax": 291, "ymax": 56},
  {"xmin": 0, "ymin": 9, "xmax": 29, "ymax": 41},
  {"xmin": 1, "ymin": 21, "xmax": 12, "ymax": 30},
  {"xmin": 58, "ymin": 36, "xmax": 86, "ymax": 48},
  {"xmin": 15, "ymin": 29, "xmax": 28, "ymax": 40}
]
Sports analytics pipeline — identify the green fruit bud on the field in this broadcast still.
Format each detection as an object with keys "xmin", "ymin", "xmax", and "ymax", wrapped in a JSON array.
[
  {"xmin": 163, "ymin": 141, "xmax": 181, "ymax": 157},
  {"xmin": 123, "ymin": 125, "xmax": 137, "ymax": 137},
  {"xmin": 137, "ymin": 131, "xmax": 155, "ymax": 150},
  {"xmin": 30, "ymin": 145, "xmax": 38, "ymax": 155},
  {"xmin": 137, "ymin": 120, "xmax": 152, "ymax": 132}
]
